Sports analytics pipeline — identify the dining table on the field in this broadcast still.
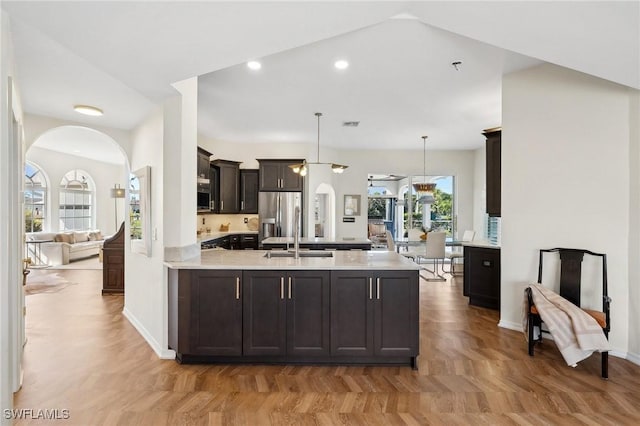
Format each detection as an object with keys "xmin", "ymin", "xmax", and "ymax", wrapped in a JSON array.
[{"xmin": 394, "ymin": 237, "xmax": 463, "ymax": 253}]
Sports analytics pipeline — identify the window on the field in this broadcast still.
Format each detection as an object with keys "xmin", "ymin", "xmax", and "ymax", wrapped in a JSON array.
[
  {"xmin": 402, "ymin": 175, "xmax": 454, "ymax": 236},
  {"xmin": 486, "ymin": 215, "xmax": 501, "ymax": 245},
  {"xmin": 59, "ymin": 170, "xmax": 94, "ymax": 231},
  {"xmin": 24, "ymin": 162, "xmax": 47, "ymax": 232}
]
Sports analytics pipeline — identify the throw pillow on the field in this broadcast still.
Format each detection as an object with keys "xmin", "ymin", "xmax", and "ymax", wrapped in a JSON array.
[
  {"xmin": 54, "ymin": 233, "xmax": 75, "ymax": 244},
  {"xmin": 73, "ymin": 231, "xmax": 89, "ymax": 242}
]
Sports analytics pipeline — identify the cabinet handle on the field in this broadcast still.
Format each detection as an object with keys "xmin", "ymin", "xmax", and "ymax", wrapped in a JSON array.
[
  {"xmin": 221, "ymin": 200, "xmax": 224, "ymax": 210},
  {"xmin": 241, "ymin": 201, "xmax": 244, "ymax": 210},
  {"xmin": 288, "ymin": 277, "xmax": 292, "ymax": 299},
  {"xmin": 236, "ymin": 277, "xmax": 240, "ymax": 300},
  {"xmin": 369, "ymin": 277, "xmax": 373, "ymax": 300},
  {"xmin": 377, "ymin": 278, "xmax": 381, "ymax": 300},
  {"xmin": 280, "ymin": 277, "xmax": 284, "ymax": 299}
]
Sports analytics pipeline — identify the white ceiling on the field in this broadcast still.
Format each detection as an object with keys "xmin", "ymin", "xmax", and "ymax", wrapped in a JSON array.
[
  {"xmin": 198, "ymin": 18, "xmax": 540, "ymax": 150},
  {"xmin": 3, "ymin": 1, "xmax": 638, "ymax": 153}
]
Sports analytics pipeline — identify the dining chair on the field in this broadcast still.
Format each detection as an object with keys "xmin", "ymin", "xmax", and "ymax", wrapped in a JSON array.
[
  {"xmin": 417, "ymin": 231, "xmax": 446, "ymax": 281},
  {"xmin": 525, "ymin": 248, "xmax": 611, "ymax": 379},
  {"xmin": 445, "ymin": 230, "xmax": 475, "ymax": 275}
]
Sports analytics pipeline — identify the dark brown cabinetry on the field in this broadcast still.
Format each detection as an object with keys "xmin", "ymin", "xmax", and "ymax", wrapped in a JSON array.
[
  {"xmin": 209, "ymin": 165, "xmax": 218, "ymax": 211},
  {"xmin": 197, "ymin": 148, "xmax": 211, "ymax": 190},
  {"xmin": 484, "ymin": 128, "xmax": 501, "ymax": 217},
  {"xmin": 239, "ymin": 169, "xmax": 259, "ymax": 213},
  {"xmin": 330, "ymin": 270, "xmax": 418, "ymax": 359},
  {"xmin": 257, "ymin": 159, "xmax": 304, "ymax": 191},
  {"xmin": 463, "ymin": 246, "xmax": 500, "ymax": 310},
  {"xmin": 168, "ymin": 270, "xmax": 242, "ymax": 359},
  {"xmin": 243, "ymin": 270, "xmax": 330, "ymax": 357},
  {"xmin": 211, "ymin": 160, "xmax": 240, "ymax": 213},
  {"xmin": 168, "ymin": 267, "xmax": 417, "ymax": 366},
  {"xmin": 102, "ymin": 222, "xmax": 125, "ymax": 295},
  {"xmin": 240, "ymin": 234, "xmax": 258, "ymax": 250}
]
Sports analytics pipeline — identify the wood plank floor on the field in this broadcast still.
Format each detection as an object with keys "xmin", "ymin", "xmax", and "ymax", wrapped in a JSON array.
[{"xmin": 14, "ymin": 268, "xmax": 640, "ymax": 425}]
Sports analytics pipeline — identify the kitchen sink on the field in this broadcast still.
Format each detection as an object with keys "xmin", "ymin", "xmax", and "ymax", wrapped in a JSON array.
[{"xmin": 264, "ymin": 251, "xmax": 334, "ymax": 258}]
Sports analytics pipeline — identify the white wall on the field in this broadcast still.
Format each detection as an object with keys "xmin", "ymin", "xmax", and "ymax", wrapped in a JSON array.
[
  {"xmin": 123, "ymin": 106, "xmax": 171, "ymax": 358},
  {"xmin": 23, "ymin": 113, "xmax": 132, "ymax": 158},
  {"xmin": 501, "ymin": 63, "xmax": 636, "ymax": 359},
  {"xmin": 473, "ymin": 147, "xmax": 487, "ymax": 238},
  {"xmin": 628, "ymin": 90, "xmax": 640, "ymax": 363},
  {"xmin": 26, "ymin": 147, "xmax": 126, "ymax": 236},
  {"xmin": 0, "ymin": 10, "xmax": 24, "ymax": 421}
]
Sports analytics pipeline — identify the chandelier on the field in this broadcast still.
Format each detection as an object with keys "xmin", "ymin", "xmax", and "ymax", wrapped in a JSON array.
[
  {"xmin": 413, "ymin": 135, "xmax": 435, "ymax": 203},
  {"xmin": 290, "ymin": 113, "xmax": 349, "ymax": 176}
]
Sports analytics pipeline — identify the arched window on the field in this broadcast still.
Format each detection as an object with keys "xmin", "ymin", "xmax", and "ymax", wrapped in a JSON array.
[
  {"xmin": 59, "ymin": 170, "xmax": 94, "ymax": 231},
  {"xmin": 24, "ymin": 162, "xmax": 47, "ymax": 232}
]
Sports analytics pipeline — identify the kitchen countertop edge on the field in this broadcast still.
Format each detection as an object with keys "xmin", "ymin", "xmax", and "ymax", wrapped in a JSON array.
[{"xmin": 165, "ymin": 250, "xmax": 421, "ymax": 271}]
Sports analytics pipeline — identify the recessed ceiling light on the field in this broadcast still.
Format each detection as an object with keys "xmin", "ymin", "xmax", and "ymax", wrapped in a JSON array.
[
  {"xmin": 247, "ymin": 61, "xmax": 262, "ymax": 70},
  {"xmin": 334, "ymin": 60, "xmax": 349, "ymax": 70},
  {"xmin": 74, "ymin": 105, "xmax": 103, "ymax": 116}
]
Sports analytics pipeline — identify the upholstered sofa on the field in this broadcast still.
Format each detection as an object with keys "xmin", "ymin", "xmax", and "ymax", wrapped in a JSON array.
[{"xmin": 25, "ymin": 230, "xmax": 106, "ymax": 265}]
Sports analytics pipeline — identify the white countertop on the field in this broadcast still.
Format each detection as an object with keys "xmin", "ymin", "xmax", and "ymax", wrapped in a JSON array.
[
  {"xmin": 197, "ymin": 230, "xmax": 258, "ymax": 243},
  {"xmin": 262, "ymin": 237, "xmax": 372, "ymax": 245},
  {"xmin": 165, "ymin": 249, "xmax": 420, "ymax": 271},
  {"xmin": 462, "ymin": 240, "xmax": 501, "ymax": 249}
]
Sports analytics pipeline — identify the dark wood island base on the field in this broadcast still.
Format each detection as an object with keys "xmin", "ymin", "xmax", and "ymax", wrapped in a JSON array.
[{"xmin": 168, "ymin": 254, "xmax": 420, "ymax": 369}]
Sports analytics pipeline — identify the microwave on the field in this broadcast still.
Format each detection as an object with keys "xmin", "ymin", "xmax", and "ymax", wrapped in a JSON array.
[{"xmin": 197, "ymin": 191, "xmax": 211, "ymax": 212}]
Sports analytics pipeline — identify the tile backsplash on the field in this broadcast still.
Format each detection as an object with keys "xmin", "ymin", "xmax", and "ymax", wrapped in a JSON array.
[{"xmin": 198, "ymin": 214, "xmax": 259, "ymax": 233}]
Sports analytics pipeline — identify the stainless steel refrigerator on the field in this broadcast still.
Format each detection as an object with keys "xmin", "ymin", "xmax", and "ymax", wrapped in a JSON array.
[{"xmin": 259, "ymin": 192, "xmax": 302, "ymax": 245}]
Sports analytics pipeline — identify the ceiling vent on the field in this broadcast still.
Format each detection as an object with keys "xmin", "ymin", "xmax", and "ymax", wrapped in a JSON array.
[{"xmin": 342, "ymin": 121, "xmax": 360, "ymax": 127}]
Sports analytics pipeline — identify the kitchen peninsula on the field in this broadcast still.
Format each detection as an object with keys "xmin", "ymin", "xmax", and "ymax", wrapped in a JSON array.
[{"xmin": 167, "ymin": 250, "xmax": 420, "ymax": 368}]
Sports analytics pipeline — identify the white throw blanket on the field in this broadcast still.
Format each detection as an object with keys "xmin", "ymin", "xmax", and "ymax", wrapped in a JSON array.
[{"xmin": 524, "ymin": 284, "xmax": 611, "ymax": 367}]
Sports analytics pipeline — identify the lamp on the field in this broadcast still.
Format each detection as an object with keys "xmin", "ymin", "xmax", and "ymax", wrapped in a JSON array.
[
  {"xmin": 290, "ymin": 112, "xmax": 349, "ymax": 175},
  {"xmin": 110, "ymin": 184, "xmax": 126, "ymax": 230},
  {"xmin": 413, "ymin": 136, "xmax": 435, "ymax": 204}
]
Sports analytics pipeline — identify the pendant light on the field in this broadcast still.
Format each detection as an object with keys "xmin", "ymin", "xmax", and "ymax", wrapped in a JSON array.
[
  {"xmin": 413, "ymin": 136, "xmax": 435, "ymax": 203},
  {"xmin": 290, "ymin": 113, "xmax": 348, "ymax": 175}
]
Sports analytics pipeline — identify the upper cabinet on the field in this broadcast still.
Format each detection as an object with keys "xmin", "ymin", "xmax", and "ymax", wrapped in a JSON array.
[
  {"xmin": 211, "ymin": 160, "xmax": 241, "ymax": 214},
  {"xmin": 197, "ymin": 147, "xmax": 212, "ymax": 193},
  {"xmin": 484, "ymin": 128, "xmax": 501, "ymax": 217},
  {"xmin": 239, "ymin": 169, "xmax": 259, "ymax": 214},
  {"xmin": 257, "ymin": 159, "xmax": 304, "ymax": 192}
]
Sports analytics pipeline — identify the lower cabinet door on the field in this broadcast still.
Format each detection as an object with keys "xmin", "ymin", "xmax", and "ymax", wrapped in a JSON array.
[
  {"xmin": 286, "ymin": 271, "xmax": 331, "ymax": 356},
  {"xmin": 189, "ymin": 270, "xmax": 243, "ymax": 356},
  {"xmin": 243, "ymin": 270, "xmax": 287, "ymax": 356},
  {"xmin": 330, "ymin": 271, "xmax": 375, "ymax": 356},
  {"xmin": 373, "ymin": 271, "xmax": 419, "ymax": 357}
]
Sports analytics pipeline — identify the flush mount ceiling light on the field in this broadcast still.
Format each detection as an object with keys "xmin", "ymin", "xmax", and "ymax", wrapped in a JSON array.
[
  {"xmin": 334, "ymin": 60, "xmax": 349, "ymax": 70},
  {"xmin": 74, "ymin": 105, "xmax": 103, "ymax": 116},
  {"xmin": 247, "ymin": 61, "xmax": 262, "ymax": 70},
  {"xmin": 289, "ymin": 112, "xmax": 349, "ymax": 176}
]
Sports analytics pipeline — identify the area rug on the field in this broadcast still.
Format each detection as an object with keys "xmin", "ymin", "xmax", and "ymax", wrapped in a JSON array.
[{"xmin": 24, "ymin": 272, "xmax": 77, "ymax": 295}]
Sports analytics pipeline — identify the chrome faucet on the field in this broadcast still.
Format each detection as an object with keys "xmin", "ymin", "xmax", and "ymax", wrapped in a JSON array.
[{"xmin": 293, "ymin": 205, "xmax": 300, "ymax": 259}]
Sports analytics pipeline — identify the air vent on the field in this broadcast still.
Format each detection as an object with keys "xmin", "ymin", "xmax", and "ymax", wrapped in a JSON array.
[{"xmin": 342, "ymin": 121, "xmax": 360, "ymax": 127}]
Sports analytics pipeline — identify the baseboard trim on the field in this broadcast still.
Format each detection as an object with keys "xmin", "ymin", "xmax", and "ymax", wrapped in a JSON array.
[
  {"xmin": 497, "ymin": 319, "xmax": 522, "ymax": 332},
  {"xmin": 122, "ymin": 307, "xmax": 176, "ymax": 360},
  {"xmin": 626, "ymin": 351, "xmax": 640, "ymax": 366}
]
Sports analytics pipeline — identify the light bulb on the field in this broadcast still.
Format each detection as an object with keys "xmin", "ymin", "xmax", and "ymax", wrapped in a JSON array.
[{"xmin": 299, "ymin": 166, "xmax": 307, "ymax": 177}]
